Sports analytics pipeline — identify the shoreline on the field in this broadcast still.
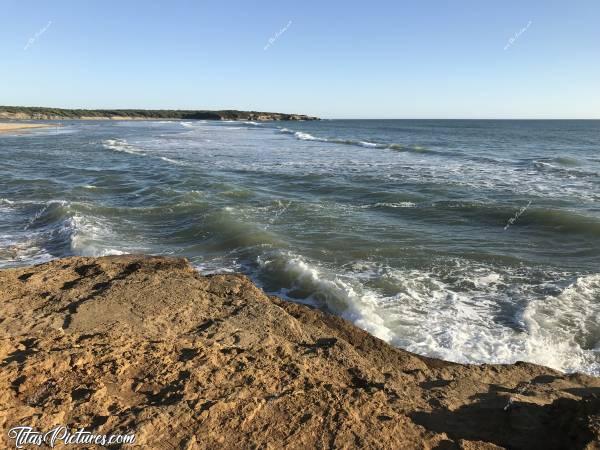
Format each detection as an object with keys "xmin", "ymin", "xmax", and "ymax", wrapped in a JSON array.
[
  {"xmin": 1, "ymin": 255, "xmax": 598, "ymax": 448},
  {"xmin": 0, "ymin": 122, "xmax": 54, "ymax": 134}
]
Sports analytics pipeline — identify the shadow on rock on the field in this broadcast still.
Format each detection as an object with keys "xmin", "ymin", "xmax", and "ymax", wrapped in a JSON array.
[{"xmin": 410, "ymin": 392, "xmax": 600, "ymax": 449}]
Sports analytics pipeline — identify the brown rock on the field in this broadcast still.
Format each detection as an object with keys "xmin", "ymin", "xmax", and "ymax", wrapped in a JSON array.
[{"xmin": 0, "ymin": 255, "xmax": 598, "ymax": 449}]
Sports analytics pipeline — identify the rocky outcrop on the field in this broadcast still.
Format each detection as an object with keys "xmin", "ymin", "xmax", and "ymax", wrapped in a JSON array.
[
  {"xmin": 0, "ymin": 107, "xmax": 319, "ymax": 121},
  {"xmin": 0, "ymin": 256, "xmax": 598, "ymax": 449}
]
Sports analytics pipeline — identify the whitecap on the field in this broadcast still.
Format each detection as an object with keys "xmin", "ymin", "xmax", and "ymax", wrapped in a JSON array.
[
  {"xmin": 371, "ymin": 202, "xmax": 416, "ymax": 208},
  {"xmin": 102, "ymin": 139, "xmax": 146, "ymax": 155},
  {"xmin": 359, "ymin": 141, "xmax": 378, "ymax": 148}
]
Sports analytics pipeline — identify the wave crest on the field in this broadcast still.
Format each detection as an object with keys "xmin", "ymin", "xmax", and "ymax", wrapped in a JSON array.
[
  {"xmin": 102, "ymin": 139, "xmax": 146, "ymax": 155},
  {"xmin": 277, "ymin": 128, "xmax": 433, "ymax": 153}
]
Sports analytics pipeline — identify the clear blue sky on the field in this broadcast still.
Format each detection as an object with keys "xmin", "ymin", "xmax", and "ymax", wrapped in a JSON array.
[{"xmin": 1, "ymin": 0, "xmax": 598, "ymax": 118}]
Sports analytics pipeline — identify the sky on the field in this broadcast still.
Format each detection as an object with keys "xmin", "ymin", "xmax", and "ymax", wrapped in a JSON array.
[{"xmin": 1, "ymin": 0, "xmax": 599, "ymax": 119}]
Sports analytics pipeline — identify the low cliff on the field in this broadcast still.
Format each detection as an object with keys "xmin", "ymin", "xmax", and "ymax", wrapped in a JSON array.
[
  {"xmin": 0, "ymin": 106, "xmax": 319, "ymax": 121},
  {"xmin": 0, "ymin": 256, "xmax": 598, "ymax": 449}
]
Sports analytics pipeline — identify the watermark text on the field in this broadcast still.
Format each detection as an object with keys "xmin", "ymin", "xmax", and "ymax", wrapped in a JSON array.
[{"xmin": 8, "ymin": 425, "xmax": 135, "ymax": 448}]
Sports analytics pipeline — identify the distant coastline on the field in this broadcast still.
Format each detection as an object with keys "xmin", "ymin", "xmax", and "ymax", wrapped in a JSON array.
[{"xmin": 0, "ymin": 106, "xmax": 319, "ymax": 122}]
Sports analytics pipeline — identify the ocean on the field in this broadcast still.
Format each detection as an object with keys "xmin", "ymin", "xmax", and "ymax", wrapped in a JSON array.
[{"xmin": 1, "ymin": 119, "xmax": 599, "ymax": 375}]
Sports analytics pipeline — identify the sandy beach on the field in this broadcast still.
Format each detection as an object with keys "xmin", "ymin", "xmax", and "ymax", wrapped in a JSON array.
[{"xmin": 0, "ymin": 122, "xmax": 53, "ymax": 134}]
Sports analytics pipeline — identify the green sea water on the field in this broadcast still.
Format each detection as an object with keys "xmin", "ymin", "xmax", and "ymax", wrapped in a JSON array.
[{"xmin": 1, "ymin": 119, "xmax": 599, "ymax": 374}]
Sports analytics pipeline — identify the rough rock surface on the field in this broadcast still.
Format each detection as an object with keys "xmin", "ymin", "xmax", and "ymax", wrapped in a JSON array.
[{"xmin": 0, "ymin": 255, "xmax": 598, "ymax": 449}]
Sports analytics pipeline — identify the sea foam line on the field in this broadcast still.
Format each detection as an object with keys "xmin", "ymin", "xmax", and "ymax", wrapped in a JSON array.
[{"xmin": 278, "ymin": 128, "xmax": 431, "ymax": 153}]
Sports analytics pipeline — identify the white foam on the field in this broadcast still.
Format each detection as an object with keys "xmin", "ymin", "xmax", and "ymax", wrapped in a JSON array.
[
  {"xmin": 100, "ymin": 249, "xmax": 129, "ymax": 256},
  {"xmin": 520, "ymin": 274, "xmax": 600, "ymax": 373},
  {"xmin": 281, "ymin": 130, "xmax": 387, "ymax": 150},
  {"xmin": 294, "ymin": 131, "xmax": 319, "ymax": 141},
  {"xmin": 102, "ymin": 139, "xmax": 145, "ymax": 155},
  {"xmin": 368, "ymin": 265, "xmax": 600, "ymax": 374},
  {"xmin": 160, "ymin": 156, "xmax": 186, "ymax": 166},
  {"xmin": 67, "ymin": 213, "xmax": 127, "ymax": 257},
  {"xmin": 472, "ymin": 272, "xmax": 502, "ymax": 288},
  {"xmin": 194, "ymin": 263, "xmax": 237, "ymax": 275},
  {"xmin": 359, "ymin": 141, "xmax": 378, "ymax": 148},
  {"xmin": 0, "ymin": 233, "xmax": 53, "ymax": 268},
  {"xmin": 257, "ymin": 251, "xmax": 394, "ymax": 342},
  {"xmin": 179, "ymin": 120, "xmax": 208, "ymax": 128},
  {"xmin": 374, "ymin": 267, "xmax": 516, "ymax": 364},
  {"xmin": 372, "ymin": 202, "xmax": 416, "ymax": 208},
  {"xmin": 255, "ymin": 253, "xmax": 600, "ymax": 375}
]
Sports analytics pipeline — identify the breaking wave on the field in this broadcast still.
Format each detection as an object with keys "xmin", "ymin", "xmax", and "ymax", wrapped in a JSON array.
[
  {"xmin": 254, "ymin": 250, "xmax": 600, "ymax": 375},
  {"xmin": 102, "ymin": 139, "xmax": 146, "ymax": 155},
  {"xmin": 278, "ymin": 128, "xmax": 435, "ymax": 153}
]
